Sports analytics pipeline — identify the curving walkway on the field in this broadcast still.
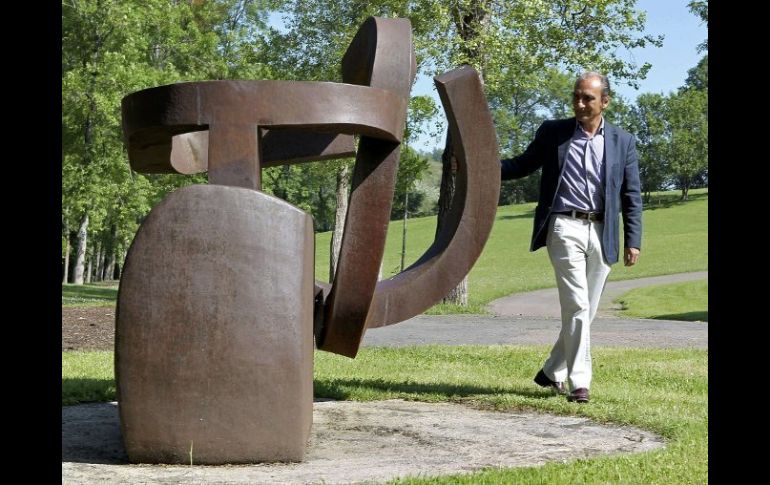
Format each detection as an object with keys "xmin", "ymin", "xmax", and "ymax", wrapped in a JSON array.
[
  {"xmin": 487, "ymin": 271, "xmax": 708, "ymax": 318},
  {"xmin": 362, "ymin": 272, "xmax": 708, "ymax": 350}
]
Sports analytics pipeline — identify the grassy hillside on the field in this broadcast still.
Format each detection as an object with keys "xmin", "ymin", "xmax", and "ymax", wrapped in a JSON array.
[
  {"xmin": 315, "ymin": 189, "xmax": 707, "ymax": 309},
  {"xmin": 62, "ymin": 189, "xmax": 707, "ymax": 313}
]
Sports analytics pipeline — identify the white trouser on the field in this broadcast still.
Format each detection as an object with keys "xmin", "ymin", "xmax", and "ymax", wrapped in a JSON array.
[{"xmin": 542, "ymin": 214, "xmax": 611, "ymax": 391}]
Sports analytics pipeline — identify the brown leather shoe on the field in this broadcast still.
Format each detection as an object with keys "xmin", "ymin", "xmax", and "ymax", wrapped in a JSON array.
[
  {"xmin": 534, "ymin": 369, "xmax": 567, "ymax": 395},
  {"xmin": 567, "ymin": 388, "xmax": 590, "ymax": 403}
]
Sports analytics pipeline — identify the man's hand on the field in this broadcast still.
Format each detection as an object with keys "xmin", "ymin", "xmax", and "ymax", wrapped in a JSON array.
[{"xmin": 624, "ymin": 247, "xmax": 640, "ymax": 267}]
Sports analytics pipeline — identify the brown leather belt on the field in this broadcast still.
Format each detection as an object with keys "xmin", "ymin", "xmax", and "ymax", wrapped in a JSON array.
[{"xmin": 555, "ymin": 210, "xmax": 604, "ymax": 222}]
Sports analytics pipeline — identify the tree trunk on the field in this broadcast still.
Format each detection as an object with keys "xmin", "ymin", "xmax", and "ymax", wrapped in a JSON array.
[
  {"xmin": 98, "ymin": 240, "xmax": 107, "ymax": 282},
  {"xmin": 104, "ymin": 258, "xmax": 114, "ymax": 281},
  {"xmin": 114, "ymin": 247, "xmax": 125, "ymax": 280},
  {"xmin": 63, "ymin": 232, "xmax": 71, "ymax": 284},
  {"xmin": 104, "ymin": 227, "xmax": 117, "ymax": 282},
  {"xmin": 72, "ymin": 50, "xmax": 97, "ymax": 285},
  {"xmin": 329, "ymin": 164, "xmax": 350, "ymax": 282},
  {"xmin": 401, "ymin": 190, "xmax": 408, "ymax": 272},
  {"xmin": 316, "ymin": 183, "xmax": 333, "ymax": 232},
  {"xmin": 437, "ymin": 131, "xmax": 468, "ymax": 305},
  {"xmin": 73, "ymin": 213, "xmax": 89, "ymax": 285},
  {"xmin": 434, "ymin": 0, "xmax": 486, "ymax": 301},
  {"xmin": 85, "ymin": 248, "xmax": 93, "ymax": 284},
  {"xmin": 92, "ymin": 241, "xmax": 102, "ymax": 283},
  {"xmin": 444, "ymin": 276, "xmax": 468, "ymax": 306},
  {"xmin": 91, "ymin": 241, "xmax": 101, "ymax": 283}
]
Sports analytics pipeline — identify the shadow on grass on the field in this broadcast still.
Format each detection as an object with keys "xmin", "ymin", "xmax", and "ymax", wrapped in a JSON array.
[
  {"xmin": 497, "ymin": 212, "xmax": 535, "ymax": 221},
  {"xmin": 643, "ymin": 191, "xmax": 708, "ymax": 210},
  {"xmin": 654, "ymin": 311, "xmax": 708, "ymax": 322},
  {"xmin": 62, "ymin": 378, "xmax": 116, "ymax": 406},
  {"xmin": 314, "ymin": 377, "xmax": 550, "ymax": 401}
]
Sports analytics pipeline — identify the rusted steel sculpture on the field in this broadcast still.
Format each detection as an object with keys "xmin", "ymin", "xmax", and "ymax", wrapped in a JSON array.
[{"xmin": 116, "ymin": 16, "xmax": 500, "ymax": 465}]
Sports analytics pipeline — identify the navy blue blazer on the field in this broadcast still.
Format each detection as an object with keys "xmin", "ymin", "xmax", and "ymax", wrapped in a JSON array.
[{"xmin": 501, "ymin": 117, "xmax": 642, "ymax": 265}]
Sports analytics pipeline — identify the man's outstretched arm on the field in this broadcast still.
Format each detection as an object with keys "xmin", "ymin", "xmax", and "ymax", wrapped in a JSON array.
[{"xmin": 501, "ymin": 121, "xmax": 550, "ymax": 180}]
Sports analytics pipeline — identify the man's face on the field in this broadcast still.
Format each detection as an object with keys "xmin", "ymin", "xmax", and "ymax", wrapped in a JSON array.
[{"xmin": 572, "ymin": 77, "xmax": 609, "ymax": 125}]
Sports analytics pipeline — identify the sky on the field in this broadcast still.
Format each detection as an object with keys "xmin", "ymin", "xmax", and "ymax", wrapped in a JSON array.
[{"xmin": 612, "ymin": 0, "xmax": 707, "ymax": 101}]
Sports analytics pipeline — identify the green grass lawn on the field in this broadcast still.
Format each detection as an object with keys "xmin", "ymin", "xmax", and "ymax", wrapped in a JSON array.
[
  {"xmin": 61, "ymin": 189, "xmax": 707, "ymax": 314},
  {"xmin": 616, "ymin": 279, "xmax": 708, "ymax": 322},
  {"xmin": 62, "ymin": 346, "xmax": 707, "ymax": 483},
  {"xmin": 62, "ymin": 283, "xmax": 119, "ymax": 307},
  {"xmin": 315, "ymin": 189, "xmax": 708, "ymax": 313},
  {"xmin": 62, "ymin": 351, "xmax": 116, "ymax": 405}
]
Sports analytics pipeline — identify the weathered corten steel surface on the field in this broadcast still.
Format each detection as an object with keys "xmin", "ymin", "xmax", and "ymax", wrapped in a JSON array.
[
  {"xmin": 366, "ymin": 66, "xmax": 501, "ymax": 328},
  {"xmin": 122, "ymin": 81, "xmax": 407, "ymax": 189},
  {"xmin": 169, "ymin": 130, "xmax": 356, "ymax": 174},
  {"xmin": 314, "ymin": 17, "xmax": 416, "ymax": 357},
  {"xmin": 117, "ymin": 15, "xmax": 500, "ymax": 465},
  {"xmin": 116, "ymin": 186, "xmax": 315, "ymax": 464},
  {"xmin": 317, "ymin": 65, "xmax": 501, "ymax": 353}
]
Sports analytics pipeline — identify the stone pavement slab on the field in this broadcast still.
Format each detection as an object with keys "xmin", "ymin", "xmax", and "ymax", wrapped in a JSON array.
[{"xmin": 63, "ymin": 400, "xmax": 664, "ymax": 484}]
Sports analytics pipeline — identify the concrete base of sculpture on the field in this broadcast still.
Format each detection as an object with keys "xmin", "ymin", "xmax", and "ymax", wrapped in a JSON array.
[{"xmin": 115, "ymin": 185, "xmax": 314, "ymax": 464}]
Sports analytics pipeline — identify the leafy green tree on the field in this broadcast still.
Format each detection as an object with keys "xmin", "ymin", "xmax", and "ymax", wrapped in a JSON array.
[
  {"xmin": 62, "ymin": 0, "xmax": 277, "ymax": 283},
  {"xmin": 666, "ymin": 89, "xmax": 707, "ymax": 200},
  {"xmin": 632, "ymin": 93, "xmax": 670, "ymax": 202},
  {"xmin": 661, "ymin": 0, "xmax": 708, "ymax": 199},
  {"xmin": 688, "ymin": 0, "xmax": 708, "ymax": 53},
  {"xmin": 63, "ymin": 0, "xmax": 147, "ymax": 283},
  {"xmin": 495, "ymin": 68, "xmax": 572, "ymax": 205},
  {"xmin": 684, "ymin": 55, "xmax": 707, "ymax": 91},
  {"xmin": 682, "ymin": 1, "xmax": 707, "ymax": 93},
  {"xmin": 391, "ymin": 146, "xmax": 430, "ymax": 273},
  {"xmin": 391, "ymin": 146, "xmax": 430, "ymax": 220}
]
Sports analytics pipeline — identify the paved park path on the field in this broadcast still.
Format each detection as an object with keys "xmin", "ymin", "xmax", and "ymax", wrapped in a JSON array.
[{"xmin": 362, "ymin": 271, "xmax": 708, "ymax": 350}]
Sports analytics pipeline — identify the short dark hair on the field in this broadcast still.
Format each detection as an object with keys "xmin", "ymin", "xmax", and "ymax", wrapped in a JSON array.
[{"xmin": 576, "ymin": 72, "xmax": 610, "ymax": 98}]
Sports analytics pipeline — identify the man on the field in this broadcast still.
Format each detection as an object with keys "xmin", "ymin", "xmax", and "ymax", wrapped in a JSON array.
[{"xmin": 500, "ymin": 72, "xmax": 642, "ymax": 403}]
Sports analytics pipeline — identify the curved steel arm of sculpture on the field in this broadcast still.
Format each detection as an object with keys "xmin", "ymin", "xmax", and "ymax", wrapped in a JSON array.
[
  {"xmin": 366, "ymin": 66, "xmax": 501, "ymax": 327},
  {"xmin": 169, "ymin": 129, "xmax": 357, "ymax": 175},
  {"xmin": 314, "ymin": 66, "xmax": 500, "ymax": 356},
  {"xmin": 313, "ymin": 17, "xmax": 416, "ymax": 357},
  {"xmin": 122, "ymin": 81, "xmax": 407, "ymax": 185}
]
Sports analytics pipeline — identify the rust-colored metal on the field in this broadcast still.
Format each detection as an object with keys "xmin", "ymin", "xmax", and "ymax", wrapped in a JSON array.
[
  {"xmin": 122, "ymin": 81, "xmax": 408, "ymax": 188},
  {"xmin": 117, "ymin": 186, "xmax": 314, "ymax": 464},
  {"xmin": 314, "ymin": 17, "xmax": 416, "ymax": 356},
  {"xmin": 170, "ymin": 130, "xmax": 356, "ymax": 174},
  {"xmin": 366, "ymin": 66, "xmax": 501, "ymax": 327},
  {"xmin": 117, "ymin": 15, "xmax": 499, "ymax": 465},
  {"xmin": 316, "ymin": 66, "xmax": 500, "ymax": 352}
]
